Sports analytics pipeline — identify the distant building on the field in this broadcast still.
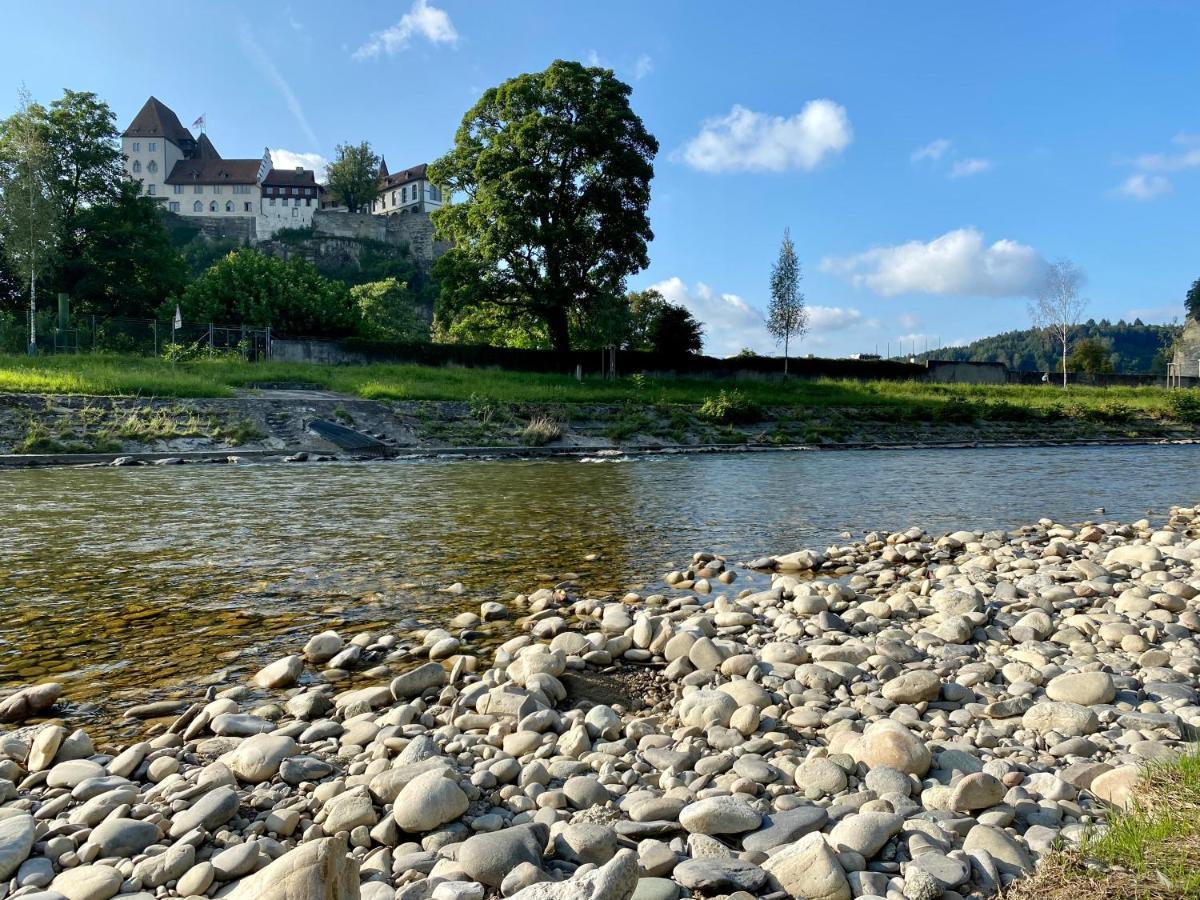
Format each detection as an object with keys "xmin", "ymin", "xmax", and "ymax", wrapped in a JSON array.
[
  {"xmin": 371, "ymin": 160, "xmax": 445, "ymax": 216},
  {"xmin": 121, "ymin": 96, "xmax": 323, "ymax": 238}
]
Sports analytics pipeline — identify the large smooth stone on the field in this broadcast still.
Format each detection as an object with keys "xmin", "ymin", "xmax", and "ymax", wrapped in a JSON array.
[
  {"xmin": 168, "ymin": 785, "xmax": 241, "ymax": 838},
  {"xmin": 254, "ymin": 655, "xmax": 304, "ymax": 689},
  {"xmin": 220, "ymin": 734, "xmax": 298, "ymax": 782},
  {"xmin": 50, "ymin": 864, "xmax": 123, "ymax": 900},
  {"xmin": 226, "ymin": 836, "xmax": 359, "ymax": 899},
  {"xmin": 458, "ymin": 822, "xmax": 548, "ymax": 887},
  {"xmin": 678, "ymin": 796, "xmax": 761, "ymax": 835},
  {"xmin": 762, "ymin": 831, "xmax": 850, "ymax": 900},
  {"xmin": 392, "ymin": 768, "xmax": 468, "ymax": 832},
  {"xmin": 87, "ymin": 818, "xmax": 160, "ymax": 857},
  {"xmin": 0, "ymin": 814, "xmax": 35, "ymax": 880}
]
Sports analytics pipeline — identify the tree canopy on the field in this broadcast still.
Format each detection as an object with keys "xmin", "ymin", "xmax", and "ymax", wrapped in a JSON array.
[
  {"xmin": 429, "ymin": 59, "xmax": 658, "ymax": 352},
  {"xmin": 1186, "ymin": 277, "xmax": 1200, "ymax": 323},
  {"xmin": 178, "ymin": 249, "xmax": 355, "ymax": 336},
  {"xmin": 326, "ymin": 142, "xmax": 381, "ymax": 214}
]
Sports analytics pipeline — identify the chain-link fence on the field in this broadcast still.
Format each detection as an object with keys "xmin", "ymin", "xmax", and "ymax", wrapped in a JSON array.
[{"xmin": 0, "ymin": 310, "xmax": 270, "ymax": 360}]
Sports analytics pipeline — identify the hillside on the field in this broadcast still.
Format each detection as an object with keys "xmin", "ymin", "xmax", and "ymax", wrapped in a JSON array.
[{"xmin": 915, "ymin": 320, "xmax": 1177, "ymax": 373}]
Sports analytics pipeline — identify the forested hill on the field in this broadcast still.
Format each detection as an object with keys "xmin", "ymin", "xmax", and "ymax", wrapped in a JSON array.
[{"xmin": 917, "ymin": 320, "xmax": 1176, "ymax": 373}]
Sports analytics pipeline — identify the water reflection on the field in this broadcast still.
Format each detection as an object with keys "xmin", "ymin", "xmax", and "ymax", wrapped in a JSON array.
[{"xmin": 0, "ymin": 444, "xmax": 1197, "ymax": 726}]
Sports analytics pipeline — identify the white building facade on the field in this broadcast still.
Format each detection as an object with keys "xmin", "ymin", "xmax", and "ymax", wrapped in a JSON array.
[
  {"xmin": 371, "ymin": 161, "xmax": 445, "ymax": 217},
  {"xmin": 121, "ymin": 97, "xmax": 322, "ymax": 238}
]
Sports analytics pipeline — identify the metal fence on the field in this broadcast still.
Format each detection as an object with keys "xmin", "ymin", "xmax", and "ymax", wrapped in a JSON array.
[{"xmin": 0, "ymin": 310, "xmax": 270, "ymax": 360}]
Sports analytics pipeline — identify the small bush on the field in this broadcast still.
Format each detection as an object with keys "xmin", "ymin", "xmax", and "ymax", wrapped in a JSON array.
[
  {"xmin": 699, "ymin": 389, "xmax": 761, "ymax": 424},
  {"xmin": 1167, "ymin": 391, "xmax": 1200, "ymax": 423},
  {"xmin": 520, "ymin": 415, "xmax": 562, "ymax": 446}
]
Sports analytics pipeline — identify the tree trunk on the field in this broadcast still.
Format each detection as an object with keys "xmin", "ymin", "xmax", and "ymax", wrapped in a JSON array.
[
  {"xmin": 28, "ymin": 264, "xmax": 36, "ymax": 356},
  {"xmin": 546, "ymin": 304, "xmax": 571, "ymax": 354},
  {"xmin": 1061, "ymin": 337, "xmax": 1067, "ymax": 388},
  {"xmin": 783, "ymin": 334, "xmax": 789, "ymax": 377}
]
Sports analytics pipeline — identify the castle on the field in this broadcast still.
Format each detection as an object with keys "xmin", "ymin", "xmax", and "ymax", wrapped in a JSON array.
[{"xmin": 121, "ymin": 97, "xmax": 442, "ymax": 241}]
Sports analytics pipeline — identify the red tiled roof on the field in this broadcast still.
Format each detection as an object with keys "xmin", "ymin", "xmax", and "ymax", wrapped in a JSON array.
[
  {"xmin": 379, "ymin": 163, "xmax": 428, "ymax": 189},
  {"xmin": 263, "ymin": 168, "xmax": 322, "ymax": 189}
]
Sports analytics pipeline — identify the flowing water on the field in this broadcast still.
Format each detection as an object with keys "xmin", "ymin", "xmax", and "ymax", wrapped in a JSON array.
[{"xmin": 1, "ymin": 444, "xmax": 1198, "ymax": 732}]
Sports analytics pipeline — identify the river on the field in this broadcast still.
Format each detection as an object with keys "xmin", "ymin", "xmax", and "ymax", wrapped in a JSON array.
[{"xmin": 1, "ymin": 443, "xmax": 1197, "ymax": 732}]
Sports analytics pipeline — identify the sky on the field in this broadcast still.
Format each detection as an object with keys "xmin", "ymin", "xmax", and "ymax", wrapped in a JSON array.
[{"xmin": 3, "ymin": 1, "xmax": 1198, "ymax": 358}]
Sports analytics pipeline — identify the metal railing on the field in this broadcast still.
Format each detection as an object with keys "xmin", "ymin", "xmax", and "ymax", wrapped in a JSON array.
[{"xmin": 0, "ymin": 311, "xmax": 270, "ymax": 360}]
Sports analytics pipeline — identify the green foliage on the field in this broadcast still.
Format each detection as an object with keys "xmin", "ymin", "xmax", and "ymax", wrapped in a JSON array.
[
  {"xmin": 326, "ymin": 141, "xmax": 380, "ymax": 214},
  {"xmin": 767, "ymin": 227, "xmax": 807, "ymax": 369},
  {"xmin": 915, "ymin": 319, "xmax": 1175, "ymax": 374},
  {"xmin": 0, "ymin": 89, "xmax": 58, "ymax": 313},
  {"xmin": 351, "ymin": 277, "xmax": 429, "ymax": 342},
  {"xmin": 1187, "ymin": 277, "xmax": 1200, "ymax": 323},
  {"xmin": 176, "ymin": 235, "xmax": 241, "ymax": 279},
  {"xmin": 61, "ymin": 180, "xmax": 187, "ymax": 318},
  {"xmin": 1067, "ymin": 337, "xmax": 1115, "ymax": 375},
  {"xmin": 179, "ymin": 249, "xmax": 355, "ymax": 336},
  {"xmin": 625, "ymin": 289, "xmax": 703, "ymax": 355},
  {"xmin": 429, "ymin": 59, "xmax": 658, "ymax": 352},
  {"xmin": 699, "ymin": 389, "xmax": 761, "ymax": 424},
  {"xmin": 1167, "ymin": 391, "xmax": 1200, "ymax": 423}
]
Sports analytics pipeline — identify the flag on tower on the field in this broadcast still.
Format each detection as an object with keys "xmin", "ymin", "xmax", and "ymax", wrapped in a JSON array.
[{"xmin": 192, "ymin": 114, "xmax": 205, "ymax": 130}]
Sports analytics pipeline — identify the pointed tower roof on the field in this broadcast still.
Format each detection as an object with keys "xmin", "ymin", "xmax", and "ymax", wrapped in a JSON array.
[
  {"xmin": 195, "ymin": 133, "xmax": 221, "ymax": 160},
  {"xmin": 378, "ymin": 156, "xmax": 389, "ymax": 178},
  {"xmin": 122, "ymin": 97, "xmax": 195, "ymax": 148}
]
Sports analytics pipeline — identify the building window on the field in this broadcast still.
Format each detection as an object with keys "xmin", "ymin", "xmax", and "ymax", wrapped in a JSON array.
[
  {"xmin": 147, "ymin": 160, "xmax": 158, "ymax": 173},
  {"xmin": 291, "ymin": 187, "xmax": 298, "ymax": 195},
  {"xmin": 149, "ymin": 141, "xmax": 157, "ymax": 151},
  {"xmin": 225, "ymin": 201, "xmax": 233, "ymax": 212},
  {"xmin": 305, "ymin": 198, "xmax": 311, "ymax": 207},
  {"xmin": 132, "ymin": 142, "xmax": 140, "ymax": 152},
  {"xmin": 209, "ymin": 201, "xmax": 218, "ymax": 212},
  {"xmin": 244, "ymin": 202, "xmax": 252, "ymax": 212},
  {"xmin": 292, "ymin": 207, "xmax": 298, "ymax": 217},
  {"xmin": 173, "ymin": 185, "xmax": 184, "ymax": 195},
  {"xmin": 169, "ymin": 201, "xmax": 180, "ymax": 212},
  {"xmin": 213, "ymin": 185, "xmax": 223, "ymax": 194},
  {"xmin": 148, "ymin": 184, "xmax": 156, "ymax": 196},
  {"xmin": 193, "ymin": 201, "xmax": 203, "ymax": 212},
  {"xmin": 132, "ymin": 160, "xmax": 141, "ymax": 173},
  {"xmin": 305, "ymin": 187, "xmax": 313, "ymax": 196},
  {"xmin": 401, "ymin": 185, "xmax": 407, "ymax": 202},
  {"xmin": 194, "ymin": 185, "xmax": 203, "ymax": 194},
  {"xmin": 269, "ymin": 198, "xmax": 276, "ymax": 207}
]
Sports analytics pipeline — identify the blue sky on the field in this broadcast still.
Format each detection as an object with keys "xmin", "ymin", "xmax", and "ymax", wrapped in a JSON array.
[{"xmin": 4, "ymin": 1, "xmax": 1198, "ymax": 357}]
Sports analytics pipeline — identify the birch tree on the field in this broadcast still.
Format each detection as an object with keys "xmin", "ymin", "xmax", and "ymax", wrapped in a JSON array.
[
  {"xmin": 767, "ymin": 227, "xmax": 807, "ymax": 375},
  {"xmin": 0, "ymin": 89, "xmax": 58, "ymax": 354},
  {"xmin": 1030, "ymin": 258, "xmax": 1088, "ymax": 387}
]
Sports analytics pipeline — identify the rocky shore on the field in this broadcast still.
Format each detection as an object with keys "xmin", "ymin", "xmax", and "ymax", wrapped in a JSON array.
[{"xmin": 2, "ymin": 505, "xmax": 1200, "ymax": 900}]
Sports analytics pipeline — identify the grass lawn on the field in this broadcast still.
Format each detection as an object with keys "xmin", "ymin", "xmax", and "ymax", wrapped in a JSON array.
[
  {"xmin": 1010, "ymin": 749, "xmax": 1200, "ymax": 900},
  {"xmin": 0, "ymin": 352, "xmax": 1198, "ymax": 425}
]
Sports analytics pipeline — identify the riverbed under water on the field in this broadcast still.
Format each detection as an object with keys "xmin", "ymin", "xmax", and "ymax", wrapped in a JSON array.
[{"xmin": 2, "ymin": 444, "xmax": 1197, "ymax": 731}]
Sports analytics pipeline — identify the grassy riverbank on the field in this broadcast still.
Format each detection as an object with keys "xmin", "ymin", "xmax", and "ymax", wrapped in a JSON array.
[
  {"xmin": 1011, "ymin": 749, "xmax": 1200, "ymax": 899},
  {"xmin": 2, "ymin": 353, "xmax": 1199, "ymax": 424}
]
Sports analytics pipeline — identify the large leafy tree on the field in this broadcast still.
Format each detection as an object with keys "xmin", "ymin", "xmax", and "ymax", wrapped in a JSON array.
[
  {"xmin": 1067, "ymin": 337, "xmax": 1114, "ymax": 376},
  {"xmin": 1186, "ymin": 277, "xmax": 1200, "ymax": 323},
  {"xmin": 352, "ymin": 277, "xmax": 428, "ymax": 342},
  {"xmin": 429, "ymin": 59, "xmax": 658, "ymax": 353},
  {"xmin": 62, "ymin": 179, "xmax": 187, "ymax": 318},
  {"xmin": 43, "ymin": 90, "xmax": 123, "ymax": 241},
  {"xmin": 179, "ymin": 249, "xmax": 355, "ymax": 336},
  {"xmin": 767, "ymin": 227, "xmax": 807, "ymax": 374},
  {"xmin": 327, "ymin": 141, "xmax": 381, "ymax": 214}
]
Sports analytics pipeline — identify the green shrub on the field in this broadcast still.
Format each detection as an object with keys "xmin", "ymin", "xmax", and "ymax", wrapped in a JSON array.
[
  {"xmin": 699, "ymin": 389, "xmax": 761, "ymax": 424},
  {"xmin": 1167, "ymin": 391, "xmax": 1200, "ymax": 423}
]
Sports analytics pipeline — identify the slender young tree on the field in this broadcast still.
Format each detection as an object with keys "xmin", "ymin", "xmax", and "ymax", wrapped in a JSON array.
[
  {"xmin": 766, "ymin": 227, "xmax": 807, "ymax": 374},
  {"xmin": 1030, "ymin": 258, "xmax": 1088, "ymax": 387},
  {"xmin": 0, "ymin": 89, "xmax": 58, "ymax": 354}
]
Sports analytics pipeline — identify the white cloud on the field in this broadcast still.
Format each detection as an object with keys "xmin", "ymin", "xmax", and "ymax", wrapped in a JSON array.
[
  {"xmin": 238, "ymin": 22, "xmax": 319, "ymax": 149},
  {"xmin": 353, "ymin": 0, "xmax": 459, "ymax": 60},
  {"xmin": 808, "ymin": 306, "xmax": 864, "ymax": 332},
  {"xmin": 911, "ymin": 139, "xmax": 951, "ymax": 162},
  {"xmin": 820, "ymin": 227, "xmax": 1047, "ymax": 298},
  {"xmin": 1118, "ymin": 172, "xmax": 1172, "ymax": 200},
  {"xmin": 269, "ymin": 149, "xmax": 329, "ymax": 182},
  {"xmin": 949, "ymin": 157, "xmax": 992, "ymax": 178},
  {"xmin": 651, "ymin": 277, "xmax": 771, "ymax": 357},
  {"xmin": 898, "ymin": 312, "xmax": 920, "ymax": 329},
  {"xmin": 633, "ymin": 53, "xmax": 654, "ymax": 80},
  {"xmin": 649, "ymin": 277, "xmax": 870, "ymax": 357},
  {"xmin": 680, "ymin": 101, "xmax": 852, "ymax": 173},
  {"xmin": 1116, "ymin": 133, "xmax": 1200, "ymax": 200},
  {"xmin": 585, "ymin": 49, "xmax": 604, "ymax": 67}
]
